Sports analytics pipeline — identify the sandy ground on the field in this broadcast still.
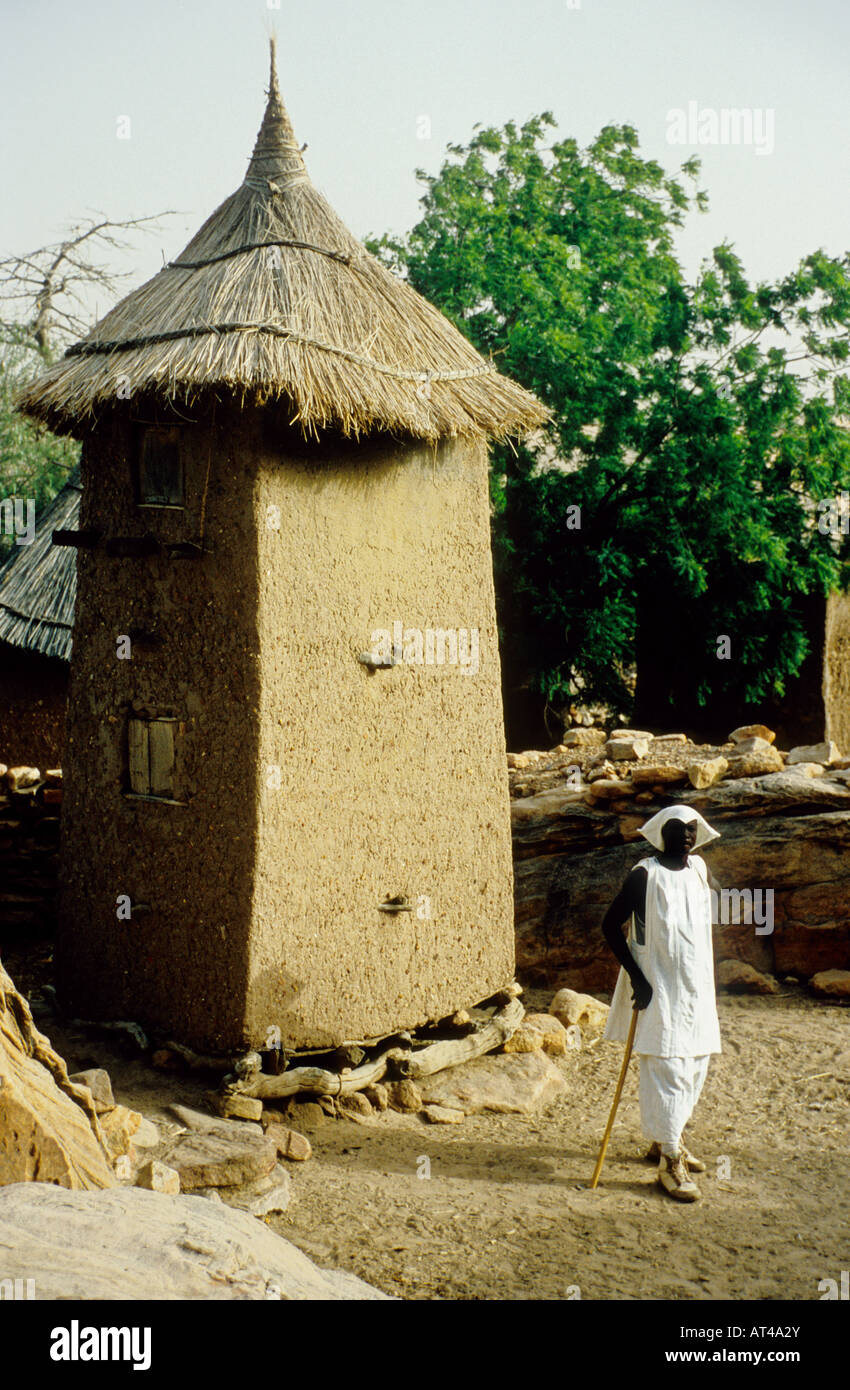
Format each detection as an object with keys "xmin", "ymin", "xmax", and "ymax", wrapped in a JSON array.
[
  {"xmin": 267, "ymin": 989, "xmax": 850, "ymax": 1301},
  {"xmin": 10, "ymin": 953, "xmax": 848, "ymax": 1302}
]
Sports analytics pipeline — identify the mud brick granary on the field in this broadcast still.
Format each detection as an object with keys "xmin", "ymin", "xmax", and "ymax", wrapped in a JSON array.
[{"xmin": 17, "ymin": 44, "xmax": 547, "ymax": 1052}]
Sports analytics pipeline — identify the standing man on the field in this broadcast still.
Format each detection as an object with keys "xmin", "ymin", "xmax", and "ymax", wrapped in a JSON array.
[{"xmin": 601, "ymin": 805, "xmax": 722, "ymax": 1202}]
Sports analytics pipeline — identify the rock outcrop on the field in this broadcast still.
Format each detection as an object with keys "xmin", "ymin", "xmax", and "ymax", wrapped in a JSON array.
[
  {"xmin": 0, "ymin": 1184, "xmax": 391, "ymax": 1299},
  {"xmin": 514, "ymin": 763, "xmax": 850, "ymax": 993},
  {"xmin": 418, "ymin": 1050, "xmax": 567, "ymax": 1116},
  {"xmin": 0, "ymin": 960, "xmax": 115, "ymax": 1189}
]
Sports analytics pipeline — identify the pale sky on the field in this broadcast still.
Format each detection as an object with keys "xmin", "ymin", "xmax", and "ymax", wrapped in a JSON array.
[{"xmin": 1, "ymin": 0, "xmax": 849, "ymax": 326}]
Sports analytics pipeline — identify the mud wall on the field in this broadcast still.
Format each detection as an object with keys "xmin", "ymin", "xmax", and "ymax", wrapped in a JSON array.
[
  {"xmin": 0, "ymin": 646, "xmax": 68, "ymax": 768},
  {"xmin": 56, "ymin": 406, "xmax": 515, "ymax": 1052},
  {"xmin": 56, "ymin": 405, "xmax": 261, "ymax": 1050},
  {"xmin": 249, "ymin": 423, "xmax": 515, "ymax": 1047},
  {"xmin": 825, "ymin": 590, "xmax": 850, "ymax": 759}
]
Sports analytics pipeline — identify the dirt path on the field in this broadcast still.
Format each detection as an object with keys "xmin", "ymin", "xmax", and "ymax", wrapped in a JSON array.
[
  {"xmin": 269, "ymin": 989, "xmax": 849, "ymax": 1300},
  {"xmin": 17, "ymin": 958, "xmax": 847, "ymax": 1302}
]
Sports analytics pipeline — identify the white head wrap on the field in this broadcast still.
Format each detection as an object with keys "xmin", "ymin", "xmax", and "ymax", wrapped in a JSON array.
[{"xmin": 638, "ymin": 803, "xmax": 720, "ymax": 851}]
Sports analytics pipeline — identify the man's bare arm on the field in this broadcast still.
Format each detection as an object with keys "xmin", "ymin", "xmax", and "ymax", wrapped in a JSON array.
[{"xmin": 601, "ymin": 865, "xmax": 653, "ymax": 1009}]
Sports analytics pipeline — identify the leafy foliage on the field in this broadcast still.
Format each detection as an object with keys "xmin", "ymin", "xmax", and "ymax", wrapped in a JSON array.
[
  {"xmin": 0, "ymin": 329, "xmax": 79, "ymax": 563},
  {"xmin": 369, "ymin": 116, "xmax": 850, "ymax": 730}
]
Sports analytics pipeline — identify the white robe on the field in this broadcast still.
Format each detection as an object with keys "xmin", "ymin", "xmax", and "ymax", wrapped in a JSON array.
[{"xmin": 604, "ymin": 853, "xmax": 721, "ymax": 1058}]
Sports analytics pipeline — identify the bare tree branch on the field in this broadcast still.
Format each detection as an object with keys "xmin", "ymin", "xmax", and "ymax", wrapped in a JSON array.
[{"xmin": 0, "ymin": 210, "xmax": 176, "ymax": 362}]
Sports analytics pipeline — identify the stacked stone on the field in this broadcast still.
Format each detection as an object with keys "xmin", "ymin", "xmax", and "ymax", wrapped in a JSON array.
[
  {"xmin": 508, "ymin": 725, "xmax": 849, "ymax": 804},
  {"xmin": 0, "ymin": 763, "xmax": 62, "ymax": 935},
  {"xmin": 511, "ymin": 731, "xmax": 850, "ymax": 998}
]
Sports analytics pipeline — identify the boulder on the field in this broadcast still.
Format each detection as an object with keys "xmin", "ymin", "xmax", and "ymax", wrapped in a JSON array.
[
  {"xmin": 286, "ymin": 1100, "xmax": 328, "ymax": 1128},
  {"xmin": 787, "ymin": 741, "xmax": 842, "ymax": 767},
  {"xmin": 0, "ymin": 1184, "xmax": 391, "ymax": 1300},
  {"xmin": 610, "ymin": 729, "xmax": 653, "ymax": 741},
  {"xmin": 725, "ymin": 746, "xmax": 784, "ymax": 777},
  {"xmin": 422, "ymin": 1104, "xmax": 464, "ymax": 1124},
  {"xmin": 549, "ymin": 988, "xmax": 610, "ymax": 1032},
  {"xmin": 167, "ymin": 1102, "xmax": 261, "ymax": 1136},
  {"xmin": 419, "ymin": 1051, "xmax": 566, "ymax": 1116},
  {"xmin": 0, "ymin": 962, "xmax": 114, "ymax": 1190},
  {"xmin": 514, "ymin": 769, "xmax": 850, "ymax": 992},
  {"xmin": 337, "ymin": 1091, "xmax": 374, "ymax": 1120},
  {"xmin": 198, "ymin": 1163, "xmax": 293, "ymax": 1218},
  {"xmin": 206, "ymin": 1092, "xmax": 264, "ymax": 1122},
  {"xmin": 68, "ymin": 1068, "xmax": 114, "ymax": 1113},
  {"xmin": 98, "ymin": 1105, "xmax": 143, "ymax": 1161},
  {"xmin": 606, "ymin": 738, "xmax": 650, "ymax": 761},
  {"xmin": 507, "ymin": 751, "xmax": 544, "ymax": 770},
  {"xmin": 631, "ymin": 763, "xmax": 688, "ymax": 787},
  {"xmin": 362, "ymin": 1083, "xmax": 389, "ymax": 1112},
  {"xmin": 731, "ymin": 736, "xmax": 775, "ymax": 756},
  {"xmin": 161, "ymin": 1129, "xmax": 277, "ymax": 1191},
  {"xmin": 151, "ymin": 1048, "xmax": 182, "ymax": 1071},
  {"xmin": 500, "ymin": 1019, "xmax": 545, "ymax": 1053},
  {"xmin": 561, "ymin": 728, "xmax": 607, "ymax": 748},
  {"xmin": 133, "ymin": 1118, "xmax": 160, "ymax": 1151},
  {"xmin": 716, "ymin": 960, "xmax": 779, "ymax": 994},
  {"xmin": 261, "ymin": 1122, "xmax": 312, "ymax": 1162},
  {"xmin": 729, "ymin": 724, "xmax": 776, "ymax": 745},
  {"xmin": 587, "ymin": 761, "xmax": 618, "ymax": 783},
  {"xmin": 136, "ymin": 1160, "xmax": 180, "ymax": 1195},
  {"xmin": 687, "ymin": 757, "xmax": 728, "ymax": 789},
  {"xmin": 522, "ymin": 1012, "xmax": 570, "ymax": 1056},
  {"xmin": 809, "ymin": 969, "xmax": 850, "ymax": 998},
  {"xmin": 585, "ymin": 778, "xmax": 633, "ymax": 801},
  {"xmin": 385, "ymin": 1080, "xmax": 423, "ymax": 1113}
]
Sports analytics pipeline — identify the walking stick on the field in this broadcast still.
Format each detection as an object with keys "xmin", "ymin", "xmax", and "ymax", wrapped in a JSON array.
[{"xmin": 588, "ymin": 1006, "xmax": 639, "ymax": 1190}]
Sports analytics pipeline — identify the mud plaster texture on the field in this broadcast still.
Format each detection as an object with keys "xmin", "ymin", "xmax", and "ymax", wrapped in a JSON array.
[
  {"xmin": 824, "ymin": 590, "xmax": 850, "ymax": 758},
  {"xmin": 0, "ymin": 645, "xmax": 68, "ymax": 768},
  {"xmin": 56, "ymin": 404, "xmax": 514, "ymax": 1051}
]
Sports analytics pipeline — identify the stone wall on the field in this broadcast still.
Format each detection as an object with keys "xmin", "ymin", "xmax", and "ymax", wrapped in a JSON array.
[{"xmin": 513, "ymin": 769, "xmax": 850, "ymax": 993}]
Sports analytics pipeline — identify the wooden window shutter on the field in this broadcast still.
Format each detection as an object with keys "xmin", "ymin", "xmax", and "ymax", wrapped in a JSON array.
[
  {"xmin": 138, "ymin": 427, "xmax": 183, "ymax": 506},
  {"xmin": 127, "ymin": 716, "xmax": 177, "ymax": 798},
  {"xmin": 148, "ymin": 720, "xmax": 175, "ymax": 798},
  {"xmin": 128, "ymin": 718, "xmax": 150, "ymax": 795}
]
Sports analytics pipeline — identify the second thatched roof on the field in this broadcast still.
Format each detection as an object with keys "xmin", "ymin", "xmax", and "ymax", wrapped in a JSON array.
[
  {"xmin": 0, "ymin": 467, "xmax": 80, "ymax": 662},
  {"xmin": 17, "ymin": 44, "xmax": 548, "ymax": 444}
]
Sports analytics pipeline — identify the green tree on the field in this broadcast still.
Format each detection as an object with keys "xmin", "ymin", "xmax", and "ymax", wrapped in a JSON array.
[
  {"xmin": 369, "ymin": 116, "xmax": 850, "ymax": 743},
  {"xmin": 0, "ymin": 328, "xmax": 79, "ymax": 561}
]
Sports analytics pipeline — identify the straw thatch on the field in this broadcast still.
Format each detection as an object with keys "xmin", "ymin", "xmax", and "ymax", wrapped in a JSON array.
[
  {"xmin": 17, "ymin": 43, "xmax": 549, "ymax": 443},
  {"xmin": 0, "ymin": 467, "xmax": 80, "ymax": 661}
]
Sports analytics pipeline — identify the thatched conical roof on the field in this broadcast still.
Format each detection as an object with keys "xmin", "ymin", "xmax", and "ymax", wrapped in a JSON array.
[
  {"xmin": 0, "ymin": 467, "xmax": 80, "ymax": 661},
  {"xmin": 17, "ymin": 43, "xmax": 548, "ymax": 443}
]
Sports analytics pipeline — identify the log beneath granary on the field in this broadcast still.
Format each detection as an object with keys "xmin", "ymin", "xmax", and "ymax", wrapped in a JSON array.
[
  {"xmin": 394, "ymin": 997, "xmax": 524, "ymax": 1080},
  {"xmin": 224, "ymin": 998, "xmax": 525, "ymax": 1100}
]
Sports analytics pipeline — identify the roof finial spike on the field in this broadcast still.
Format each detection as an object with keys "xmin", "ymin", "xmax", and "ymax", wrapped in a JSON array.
[
  {"xmin": 245, "ymin": 36, "xmax": 308, "ymax": 190},
  {"xmin": 268, "ymin": 35, "xmax": 280, "ymax": 100}
]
